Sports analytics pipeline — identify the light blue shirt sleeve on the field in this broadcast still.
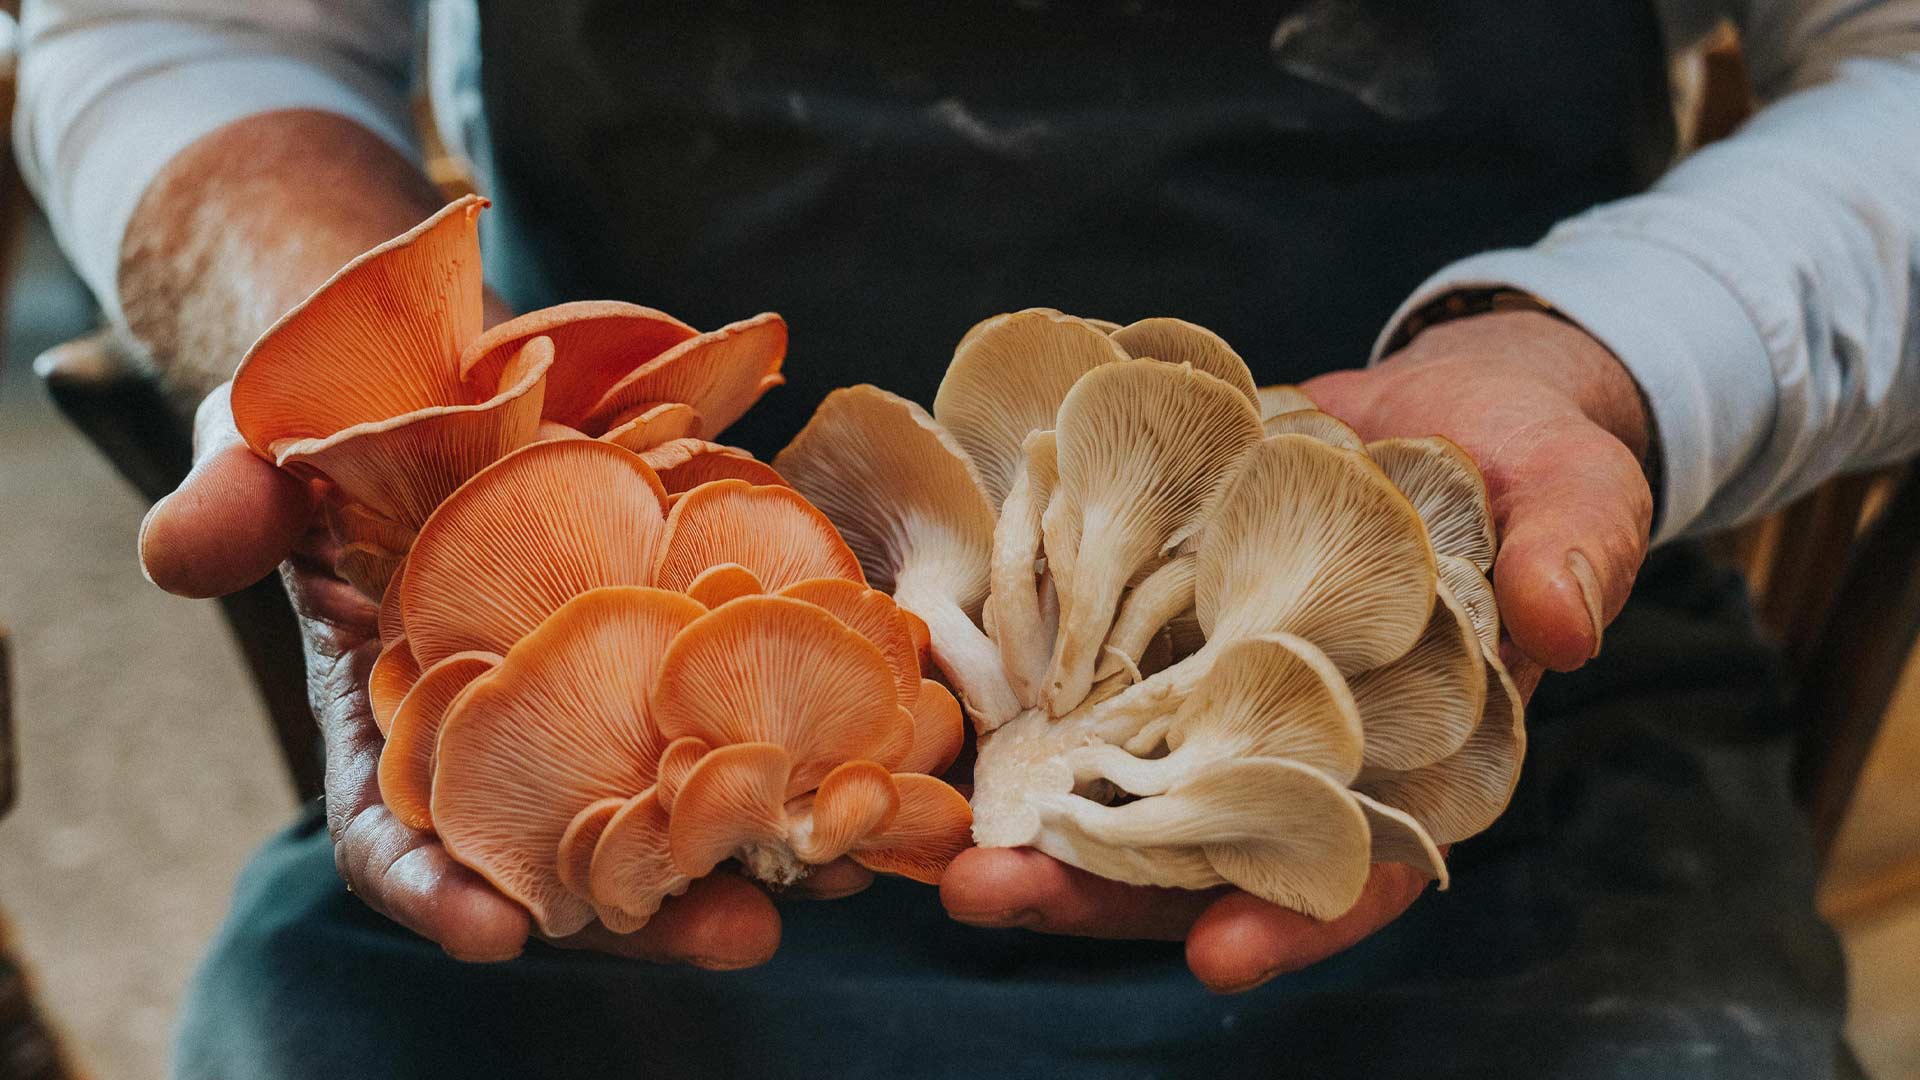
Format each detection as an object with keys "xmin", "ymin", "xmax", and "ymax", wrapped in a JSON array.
[
  {"xmin": 1374, "ymin": 3, "xmax": 1920, "ymax": 543},
  {"xmin": 13, "ymin": 0, "xmax": 421, "ymax": 322}
]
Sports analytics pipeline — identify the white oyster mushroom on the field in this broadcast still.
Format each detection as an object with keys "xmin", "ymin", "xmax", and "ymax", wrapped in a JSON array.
[
  {"xmin": 1256, "ymin": 383, "xmax": 1316, "ymax": 420},
  {"xmin": 1368, "ymin": 436, "xmax": 1497, "ymax": 571},
  {"xmin": 1346, "ymin": 578, "xmax": 1487, "ymax": 771},
  {"xmin": 1354, "ymin": 652, "xmax": 1526, "ymax": 845},
  {"xmin": 1107, "ymin": 317, "xmax": 1262, "ymax": 406},
  {"xmin": 778, "ymin": 313, "xmax": 1525, "ymax": 916},
  {"xmin": 1065, "ymin": 632, "xmax": 1363, "ymax": 797},
  {"xmin": 772, "ymin": 385, "xmax": 1020, "ymax": 727},
  {"xmin": 1436, "ymin": 554, "xmax": 1500, "ymax": 652},
  {"xmin": 1261, "ymin": 408, "xmax": 1366, "ymax": 452},
  {"xmin": 1031, "ymin": 757, "xmax": 1374, "ymax": 920},
  {"xmin": 933, "ymin": 308, "xmax": 1129, "ymax": 510},
  {"xmin": 1352, "ymin": 791, "xmax": 1450, "ymax": 887},
  {"xmin": 1041, "ymin": 360, "xmax": 1262, "ymax": 715}
]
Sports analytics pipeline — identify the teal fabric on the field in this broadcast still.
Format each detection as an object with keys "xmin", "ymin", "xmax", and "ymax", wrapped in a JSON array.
[{"xmin": 173, "ymin": 548, "xmax": 1849, "ymax": 1078}]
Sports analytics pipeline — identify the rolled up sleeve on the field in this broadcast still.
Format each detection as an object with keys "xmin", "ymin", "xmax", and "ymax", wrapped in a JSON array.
[
  {"xmin": 14, "ymin": 0, "xmax": 420, "ymax": 320},
  {"xmin": 1375, "ymin": 1, "xmax": 1920, "ymax": 543}
]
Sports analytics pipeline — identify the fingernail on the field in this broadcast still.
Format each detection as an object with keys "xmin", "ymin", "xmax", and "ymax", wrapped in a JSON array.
[
  {"xmin": 1566, "ymin": 550, "xmax": 1605, "ymax": 659},
  {"xmin": 952, "ymin": 908, "xmax": 1044, "ymax": 929},
  {"xmin": 1210, "ymin": 966, "xmax": 1285, "ymax": 995},
  {"xmin": 686, "ymin": 953, "xmax": 769, "ymax": 972}
]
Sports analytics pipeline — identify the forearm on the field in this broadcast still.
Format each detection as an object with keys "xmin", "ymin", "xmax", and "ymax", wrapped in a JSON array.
[{"xmin": 120, "ymin": 109, "xmax": 447, "ymax": 401}]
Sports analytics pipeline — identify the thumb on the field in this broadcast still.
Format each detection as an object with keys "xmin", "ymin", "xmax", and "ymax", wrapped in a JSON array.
[
  {"xmin": 139, "ymin": 382, "xmax": 314, "ymax": 598},
  {"xmin": 1483, "ymin": 414, "xmax": 1651, "ymax": 672}
]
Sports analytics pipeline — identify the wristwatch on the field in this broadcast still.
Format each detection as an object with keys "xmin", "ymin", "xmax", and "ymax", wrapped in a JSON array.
[{"xmin": 1381, "ymin": 287, "xmax": 1569, "ymax": 355}]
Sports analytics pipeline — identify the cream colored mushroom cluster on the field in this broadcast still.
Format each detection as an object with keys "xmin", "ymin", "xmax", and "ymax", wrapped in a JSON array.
[{"xmin": 776, "ymin": 309, "xmax": 1524, "ymax": 919}]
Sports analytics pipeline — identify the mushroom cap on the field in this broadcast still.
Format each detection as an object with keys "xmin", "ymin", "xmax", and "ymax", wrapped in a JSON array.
[
  {"xmin": 667, "ymin": 741, "xmax": 795, "ymax": 877},
  {"xmin": 1043, "ymin": 359, "xmax": 1262, "ymax": 713},
  {"xmin": 847, "ymin": 773, "xmax": 973, "ymax": 883},
  {"xmin": 1107, "ymin": 317, "xmax": 1261, "ymax": 406},
  {"xmin": 587, "ymin": 788, "xmax": 687, "ymax": 931},
  {"xmin": 377, "ymin": 650, "xmax": 501, "ymax": 829},
  {"xmin": 1037, "ymin": 757, "xmax": 1372, "ymax": 920},
  {"xmin": 931, "ymin": 308, "xmax": 1129, "ymax": 509},
  {"xmin": 896, "ymin": 678, "xmax": 966, "ymax": 777},
  {"xmin": 457, "ymin": 301, "xmax": 697, "ymax": 427},
  {"xmin": 1260, "ymin": 408, "xmax": 1365, "ymax": 453},
  {"xmin": 1368, "ymin": 436, "xmax": 1497, "ymax": 572},
  {"xmin": 1354, "ymin": 651, "xmax": 1526, "ymax": 846},
  {"xmin": 774, "ymin": 384, "xmax": 993, "ymax": 599},
  {"xmin": 277, "ymin": 335, "xmax": 554, "ymax": 531},
  {"xmin": 599, "ymin": 401, "xmax": 703, "ymax": 452},
  {"xmin": 577, "ymin": 312, "xmax": 787, "ymax": 438},
  {"xmin": 555, "ymin": 795, "xmax": 626, "ymax": 901},
  {"xmin": 1436, "ymin": 554, "xmax": 1500, "ymax": 652},
  {"xmin": 231, "ymin": 195, "xmax": 487, "ymax": 453},
  {"xmin": 789, "ymin": 761, "xmax": 900, "ymax": 865},
  {"xmin": 1346, "ymin": 579, "xmax": 1487, "ymax": 771},
  {"xmin": 1166, "ymin": 632, "xmax": 1365, "ymax": 783},
  {"xmin": 637, "ymin": 439, "xmax": 787, "ymax": 493},
  {"xmin": 1352, "ymin": 791, "xmax": 1449, "ymax": 888},
  {"xmin": 683, "ymin": 562, "xmax": 766, "ymax": 609},
  {"xmin": 431, "ymin": 585, "xmax": 707, "ymax": 937},
  {"xmin": 402, "ymin": 439, "xmax": 670, "ymax": 668},
  {"xmin": 649, "ymin": 595, "xmax": 902, "ymax": 794},
  {"xmin": 367, "ymin": 632, "xmax": 422, "ymax": 736},
  {"xmin": 654, "ymin": 480, "xmax": 864, "ymax": 593},
  {"xmin": 1196, "ymin": 433, "xmax": 1436, "ymax": 674},
  {"xmin": 1065, "ymin": 631, "xmax": 1364, "ymax": 796},
  {"xmin": 778, "ymin": 577, "xmax": 923, "ymax": 709},
  {"xmin": 1256, "ymin": 384, "xmax": 1316, "ymax": 421}
]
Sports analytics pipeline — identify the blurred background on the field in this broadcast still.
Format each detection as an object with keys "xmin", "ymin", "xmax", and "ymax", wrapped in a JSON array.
[{"xmin": 0, "ymin": 13, "xmax": 1917, "ymax": 1080}]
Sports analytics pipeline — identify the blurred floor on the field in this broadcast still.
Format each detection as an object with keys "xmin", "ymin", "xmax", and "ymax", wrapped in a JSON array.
[
  {"xmin": 0, "ymin": 213, "xmax": 287, "ymax": 1079},
  {"xmin": 0, "ymin": 207, "xmax": 1913, "ymax": 1078}
]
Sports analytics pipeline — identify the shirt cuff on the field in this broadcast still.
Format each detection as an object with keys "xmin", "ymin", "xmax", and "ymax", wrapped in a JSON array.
[
  {"xmin": 18, "ymin": 33, "xmax": 417, "ymax": 323},
  {"xmin": 1370, "ymin": 237, "xmax": 1774, "ymax": 545}
]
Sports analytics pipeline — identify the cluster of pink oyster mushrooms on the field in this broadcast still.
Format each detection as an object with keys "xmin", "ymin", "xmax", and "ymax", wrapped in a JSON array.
[
  {"xmin": 217, "ymin": 198, "xmax": 1522, "ymax": 935},
  {"xmin": 228, "ymin": 197, "xmax": 969, "ymax": 936}
]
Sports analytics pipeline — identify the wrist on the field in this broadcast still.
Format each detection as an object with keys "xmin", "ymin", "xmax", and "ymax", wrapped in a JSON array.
[
  {"xmin": 118, "ymin": 110, "xmax": 447, "ymax": 400},
  {"xmin": 1395, "ymin": 310, "xmax": 1653, "ymax": 465}
]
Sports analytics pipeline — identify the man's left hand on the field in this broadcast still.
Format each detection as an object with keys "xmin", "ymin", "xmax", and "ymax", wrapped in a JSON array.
[{"xmin": 942, "ymin": 309, "xmax": 1654, "ymax": 991}]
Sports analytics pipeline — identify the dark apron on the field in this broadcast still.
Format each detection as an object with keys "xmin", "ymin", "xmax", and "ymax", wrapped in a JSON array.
[{"xmin": 173, "ymin": 4, "xmax": 1850, "ymax": 1077}]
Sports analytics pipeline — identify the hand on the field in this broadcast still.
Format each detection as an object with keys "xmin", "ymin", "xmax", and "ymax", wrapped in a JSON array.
[
  {"xmin": 143, "ymin": 385, "xmax": 865, "ymax": 965},
  {"xmin": 944, "ymin": 310, "xmax": 1654, "ymax": 989}
]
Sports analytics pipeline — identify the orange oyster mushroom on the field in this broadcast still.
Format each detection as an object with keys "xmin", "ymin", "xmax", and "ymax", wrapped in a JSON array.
[
  {"xmin": 227, "ymin": 197, "xmax": 787, "ymax": 599},
  {"xmin": 357, "ymin": 435, "xmax": 968, "ymax": 932}
]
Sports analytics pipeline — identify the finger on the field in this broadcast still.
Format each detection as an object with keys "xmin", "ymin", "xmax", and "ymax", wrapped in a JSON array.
[
  {"xmin": 1498, "ymin": 639, "xmax": 1545, "ymax": 704},
  {"xmin": 558, "ymin": 872, "xmax": 782, "ymax": 970},
  {"xmin": 1185, "ymin": 861, "xmax": 1429, "ymax": 993},
  {"xmin": 337, "ymin": 803, "xmax": 532, "ymax": 962},
  {"xmin": 940, "ymin": 847, "xmax": 1218, "ymax": 940},
  {"xmin": 784, "ymin": 858, "xmax": 875, "ymax": 901},
  {"xmin": 1483, "ymin": 416, "xmax": 1651, "ymax": 671},
  {"xmin": 140, "ymin": 383, "xmax": 313, "ymax": 597}
]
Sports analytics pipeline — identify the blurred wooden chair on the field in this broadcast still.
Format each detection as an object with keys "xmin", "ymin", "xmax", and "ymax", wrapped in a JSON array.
[
  {"xmin": 1716, "ymin": 467, "xmax": 1920, "ymax": 865},
  {"xmin": 33, "ymin": 332, "xmax": 321, "ymax": 801},
  {"xmin": 0, "ymin": 630, "xmax": 83, "ymax": 1080}
]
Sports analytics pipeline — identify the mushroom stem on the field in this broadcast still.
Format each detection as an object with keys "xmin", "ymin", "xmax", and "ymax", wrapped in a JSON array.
[
  {"xmin": 1042, "ymin": 513, "xmax": 1146, "ymax": 716},
  {"xmin": 896, "ymin": 578, "xmax": 1021, "ymax": 730},
  {"xmin": 1092, "ymin": 551, "xmax": 1197, "ymax": 683},
  {"xmin": 988, "ymin": 452, "xmax": 1052, "ymax": 707}
]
